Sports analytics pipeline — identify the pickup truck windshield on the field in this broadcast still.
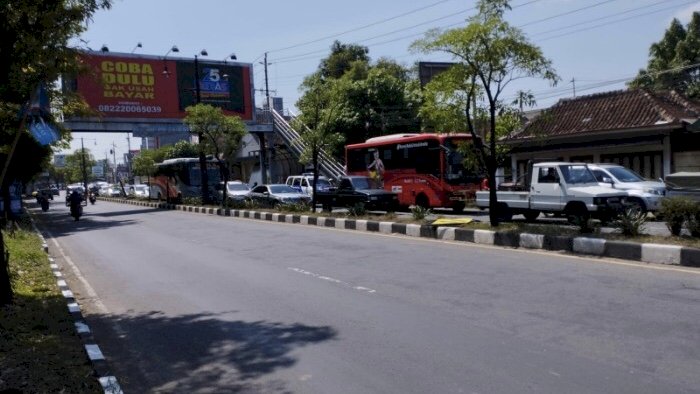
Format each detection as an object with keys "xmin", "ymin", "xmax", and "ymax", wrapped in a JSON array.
[
  {"xmin": 559, "ymin": 165, "xmax": 597, "ymax": 184},
  {"xmin": 349, "ymin": 177, "xmax": 381, "ymax": 190}
]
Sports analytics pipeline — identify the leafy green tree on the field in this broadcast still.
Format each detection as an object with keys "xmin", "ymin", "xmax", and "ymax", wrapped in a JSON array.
[
  {"xmin": 295, "ymin": 75, "xmax": 345, "ymax": 211},
  {"xmin": 0, "ymin": 0, "xmax": 112, "ymax": 305},
  {"xmin": 63, "ymin": 148, "xmax": 96, "ymax": 185},
  {"xmin": 167, "ymin": 140, "xmax": 199, "ymax": 160},
  {"xmin": 184, "ymin": 104, "xmax": 246, "ymax": 206},
  {"xmin": 132, "ymin": 150, "xmax": 157, "ymax": 197},
  {"xmin": 297, "ymin": 43, "xmax": 421, "ymax": 152},
  {"xmin": 630, "ymin": 12, "xmax": 700, "ymax": 97},
  {"xmin": 412, "ymin": 0, "xmax": 558, "ymax": 226},
  {"xmin": 320, "ymin": 41, "xmax": 370, "ymax": 79}
]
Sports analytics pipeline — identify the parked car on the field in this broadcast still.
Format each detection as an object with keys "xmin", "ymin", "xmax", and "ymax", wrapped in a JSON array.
[
  {"xmin": 222, "ymin": 181, "xmax": 250, "ymax": 202},
  {"xmin": 128, "ymin": 184, "xmax": 150, "ymax": 198},
  {"xmin": 588, "ymin": 163, "xmax": 666, "ymax": 213},
  {"xmin": 285, "ymin": 174, "xmax": 333, "ymax": 196},
  {"xmin": 665, "ymin": 172, "xmax": 700, "ymax": 202},
  {"xmin": 314, "ymin": 176, "xmax": 399, "ymax": 212},
  {"xmin": 106, "ymin": 184, "xmax": 123, "ymax": 197},
  {"xmin": 248, "ymin": 184, "xmax": 311, "ymax": 207}
]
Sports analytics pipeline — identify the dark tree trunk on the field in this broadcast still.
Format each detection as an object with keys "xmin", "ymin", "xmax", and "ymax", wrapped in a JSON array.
[
  {"xmin": 311, "ymin": 150, "xmax": 319, "ymax": 213},
  {"xmin": 0, "ymin": 229, "xmax": 12, "ymax": 305}
]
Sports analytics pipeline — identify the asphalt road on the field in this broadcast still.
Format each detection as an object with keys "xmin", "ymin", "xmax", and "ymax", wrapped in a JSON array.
[{"xmin": 32, "ymin": 197, "xmax": 700, "ymax": 393}]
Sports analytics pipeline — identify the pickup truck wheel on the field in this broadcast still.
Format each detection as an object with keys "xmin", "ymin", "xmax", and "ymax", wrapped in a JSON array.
[
  {"xmin": 566, "ymin": 205, "xmax": 590, "ymax": 224},
  {"xmin": 625, "ymin": 198, "xmax": 646, "ymax": 215},
  {"xmin": 495, "ymin": 203, "xmax": 513, "ymax": 222},
  {"xmin": 523, "ymin": 210, "xmax": 540, "ymax": 222},
  {"xmin": 322, "ymin": 203, "xmax": 332, "ymax": 212},
  {"xmin": 452, "ymin": 202, "xmax": 465, "ymax": 214}
]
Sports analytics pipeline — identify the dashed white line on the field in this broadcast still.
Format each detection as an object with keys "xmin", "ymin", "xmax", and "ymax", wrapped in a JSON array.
[{"xmin": 288, "ymin": 267, "xmax": 376, "ymax": 294}]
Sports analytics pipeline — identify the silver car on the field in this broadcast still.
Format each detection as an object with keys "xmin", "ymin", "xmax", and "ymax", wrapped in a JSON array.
[
  {"xmin": 588, "ymin": 164, "xmax": 666, "ymax": 213},
  {"xmin": 248, "ymin": 184, "xmax": 311, "ymax": 207}
]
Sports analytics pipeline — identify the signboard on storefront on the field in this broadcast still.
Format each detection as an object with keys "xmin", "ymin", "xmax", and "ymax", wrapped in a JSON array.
[{"xmin": 72, "ymin": 51, "xmax": 253, "ymax": 121}]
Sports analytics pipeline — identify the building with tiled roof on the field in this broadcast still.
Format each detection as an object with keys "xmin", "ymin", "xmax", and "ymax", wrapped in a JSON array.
[{"xmin": 506, "ymin": 89, "xmax": 700, "ymax": 181}]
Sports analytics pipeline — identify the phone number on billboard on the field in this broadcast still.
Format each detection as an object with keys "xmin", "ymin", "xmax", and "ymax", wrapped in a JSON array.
[{"xmin": 98, "ymin": 105, "xmax": 162, "ymax": 113}]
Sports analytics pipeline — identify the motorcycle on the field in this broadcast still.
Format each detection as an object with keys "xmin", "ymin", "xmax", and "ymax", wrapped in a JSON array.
[
  {"xmin": 88, "ymin": 192, "xmax": 96, "ymax": 205},
  {"xmin": 37, "ymin": 194, "xmax": 49, "ymax": 212},
  {"xmin": 70, "ymin": 200, "xmax": 83, "ymax": 221}
]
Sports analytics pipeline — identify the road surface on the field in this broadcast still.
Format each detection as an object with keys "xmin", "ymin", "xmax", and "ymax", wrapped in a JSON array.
[{"xmin": 32, "ymin": 197, "xmax": 700, "ymax": 393}]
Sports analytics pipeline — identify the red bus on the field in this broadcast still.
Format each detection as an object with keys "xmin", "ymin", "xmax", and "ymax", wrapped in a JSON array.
[{"xmin": 345, "ymin": 133, "xmax": 482, "ymax": 212}]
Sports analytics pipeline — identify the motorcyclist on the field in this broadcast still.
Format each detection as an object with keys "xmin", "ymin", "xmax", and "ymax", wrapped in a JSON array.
[{"xmin": 68, "ymin": 189, "xmax": 83, "ymax": 220}]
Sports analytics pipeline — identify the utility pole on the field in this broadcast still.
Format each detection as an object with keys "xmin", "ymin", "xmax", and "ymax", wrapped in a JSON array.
[
  {"xmin": 126, "ymin": 134, "xmax": 132, "ymax": 182},
  {"xmin": 258, "ymin": 52, "xmax": 270, "ymax": 184},
  {"xmin": 110, "ymin": 142, "xmax": 117, "ymax": 183},
  {"xmin": 570, "ymin": 77, "xmax": 576, "ymax": 98},
  {"xmin": 80, "ymin": 138, "xmax": 88, "ymax": 193}
]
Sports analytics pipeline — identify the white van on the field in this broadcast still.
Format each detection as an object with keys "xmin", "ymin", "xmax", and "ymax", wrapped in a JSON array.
[{"xmin": 285, "ymin": 174, "xmax": 333, "ymax": 196}]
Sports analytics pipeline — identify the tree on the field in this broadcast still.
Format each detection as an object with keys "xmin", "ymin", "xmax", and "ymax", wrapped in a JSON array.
[
  {"xmin": 320, "ymin": 41, "xmax": 370, "ymax": 79},
  {"xmin": 295, "ymin": 75, "xmax": 345, "ymax": 211},
  {"xmin": 63, "ymin": 149, "xmax": 96, "ymax": 185},
  {"xmin": 412, "ymin": 0, "xmax": 558, "ymax": 226},
  {"xmin": 184, "ymin": 104, "xmax": 246, "ymax": 206},
  {"xmin": 0, "ymin": 0, "xmax": 112, "ymax": 306},
  {"xmin": 297, "ymin": 43, "xmax": 421, "ymax": 153},
  {"xmin": 132, "ymin": 150, "xmax": 157, "ymax": 198},
  {"xmin": 630, "ymin": 13, "xmax": 700, "ymax": 97}
]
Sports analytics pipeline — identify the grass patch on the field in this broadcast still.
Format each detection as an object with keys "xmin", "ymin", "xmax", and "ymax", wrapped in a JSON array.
[{"xmin": 0, "ymin": 225, "xmax": 101, "ymax": 393}]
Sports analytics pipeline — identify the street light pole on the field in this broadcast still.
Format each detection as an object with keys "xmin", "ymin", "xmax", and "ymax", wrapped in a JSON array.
[{"xmin": 194, "ymin": 52, "xmax": 210, "ymax": 204}]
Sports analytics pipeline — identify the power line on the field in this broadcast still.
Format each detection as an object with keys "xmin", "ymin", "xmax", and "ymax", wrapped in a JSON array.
[
  {"xmin": 537, "ymin": 0, "xmax": 698, "ymax": 42},
  {"xmin": 518, "ymin": 0, "xmax": 620, "ymax": 28},
  {"xmin": 272, "ymin": 0, "xmax": 543, "ymax": 64},
  {"xmin": 267, "ymin": 0, "xmax": 455, "ymax": 53},
  {"xmin": 272, "ymin": 6, "xmax": 477, "ymax": 62}
]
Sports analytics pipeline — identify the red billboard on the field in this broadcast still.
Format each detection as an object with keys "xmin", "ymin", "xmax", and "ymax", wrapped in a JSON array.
[{"xmin": 74, "ymin": 51, "xmax": 253, "ymax": 120}]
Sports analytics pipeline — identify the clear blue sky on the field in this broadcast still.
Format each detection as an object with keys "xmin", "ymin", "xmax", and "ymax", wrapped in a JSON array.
[{"xmin": 63, "ymin": 0, "xmax": 700, "ymax": 161}]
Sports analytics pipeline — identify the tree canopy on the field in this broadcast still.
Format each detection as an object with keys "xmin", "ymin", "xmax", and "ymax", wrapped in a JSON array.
[
  {"xmin": 412, "ymin": 0, "xmax": 558, "ymax": 226},
  {"xmin": 630, "ymin": 12, "xmax": 700, "ymax": 97},
  {"xmin": 0, "ymin": 0, "xmax": 112, "ymax": 197},
  {"xmin": 297, "ymin": 42, "xmax": 421, "ymax": 152}
]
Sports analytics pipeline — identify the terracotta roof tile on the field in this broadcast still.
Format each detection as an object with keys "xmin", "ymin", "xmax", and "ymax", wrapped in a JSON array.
[{"xmin": 511, "ymin": 89, "xmax": 700, "ymax": 140}]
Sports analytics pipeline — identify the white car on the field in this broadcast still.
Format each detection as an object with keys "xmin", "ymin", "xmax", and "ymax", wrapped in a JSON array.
[
  {"xmin": 223, "ymin": 181, "xmax": 250, "ymax": 201},
  {"xmin": 588, "ymin": 164, "xmax": 666, "ymax": 213},
  {"xmin": 285, "ymin": 174, "xmax": 333, "ymax": 196},
  {"xmin": 128, "ymin": 184, "xmax": 150, "ymax": 198}
]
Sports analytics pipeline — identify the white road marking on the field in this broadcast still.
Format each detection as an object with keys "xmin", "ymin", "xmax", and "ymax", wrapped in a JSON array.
[{"xmin": 288, "ymin": 267, "xmax": 376, "ymax": 294}]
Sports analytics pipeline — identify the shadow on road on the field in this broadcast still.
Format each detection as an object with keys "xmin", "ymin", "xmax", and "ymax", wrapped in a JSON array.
[
  {"xmin": 89, "ymin": 310, "xmax": 338, "ymax": 392},
  {"xmin": 90, "ymin": 208, "xmax": 163, "ymax": 218},
  {"xmin": 29, "ymin": 205, "xmax": 139, "ymax": 238}
]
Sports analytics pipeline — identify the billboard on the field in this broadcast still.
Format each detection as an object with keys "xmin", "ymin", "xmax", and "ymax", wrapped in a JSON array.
[
  {"xmin": 74, "ymin": 51, "xmax": 253, "ymax": 120},
  {"xmin": 418, "ymin": 62, "xmax": 455, "ymax": 87}
]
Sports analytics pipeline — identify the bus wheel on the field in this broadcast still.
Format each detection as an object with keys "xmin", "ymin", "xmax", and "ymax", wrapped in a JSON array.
[
  {"xmin": 452, "ymin": 202, "xmax": 465, "ymax": 214},
  {"xmin": 415, "ymin": 194, "xmax": 429, "ymax": 209}
]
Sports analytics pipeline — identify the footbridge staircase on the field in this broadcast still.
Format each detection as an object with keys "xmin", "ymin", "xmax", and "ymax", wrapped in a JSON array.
[{"xmin": 267, "ymin": 109, "xmax": 346, "ymax": 180}]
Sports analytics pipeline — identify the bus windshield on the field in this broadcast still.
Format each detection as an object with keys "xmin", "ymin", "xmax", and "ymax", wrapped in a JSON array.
[{"xmin": 443, "ymin": 138, "xmax": 480, "ymax": 185}]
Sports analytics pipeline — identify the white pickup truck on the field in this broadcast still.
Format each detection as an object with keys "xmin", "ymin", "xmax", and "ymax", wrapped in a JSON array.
[{"xmin": 476, "ymin": 162, "xmax": 628, "ymax": 223}]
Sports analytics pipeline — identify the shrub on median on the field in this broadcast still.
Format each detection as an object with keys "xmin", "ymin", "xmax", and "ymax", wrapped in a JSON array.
[{"xmin": 659, "ymin": 197, "xmax": 699, "ymax": 236}]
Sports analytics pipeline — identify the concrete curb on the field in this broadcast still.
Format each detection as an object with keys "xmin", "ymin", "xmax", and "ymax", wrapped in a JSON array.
[
  {"xmin": 28, "ymin": 215, "xmax": 123, "ymax": 394},
  {"xmin": 101, "ymin": 197, "xmax": 700, "ymax": 267}
]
